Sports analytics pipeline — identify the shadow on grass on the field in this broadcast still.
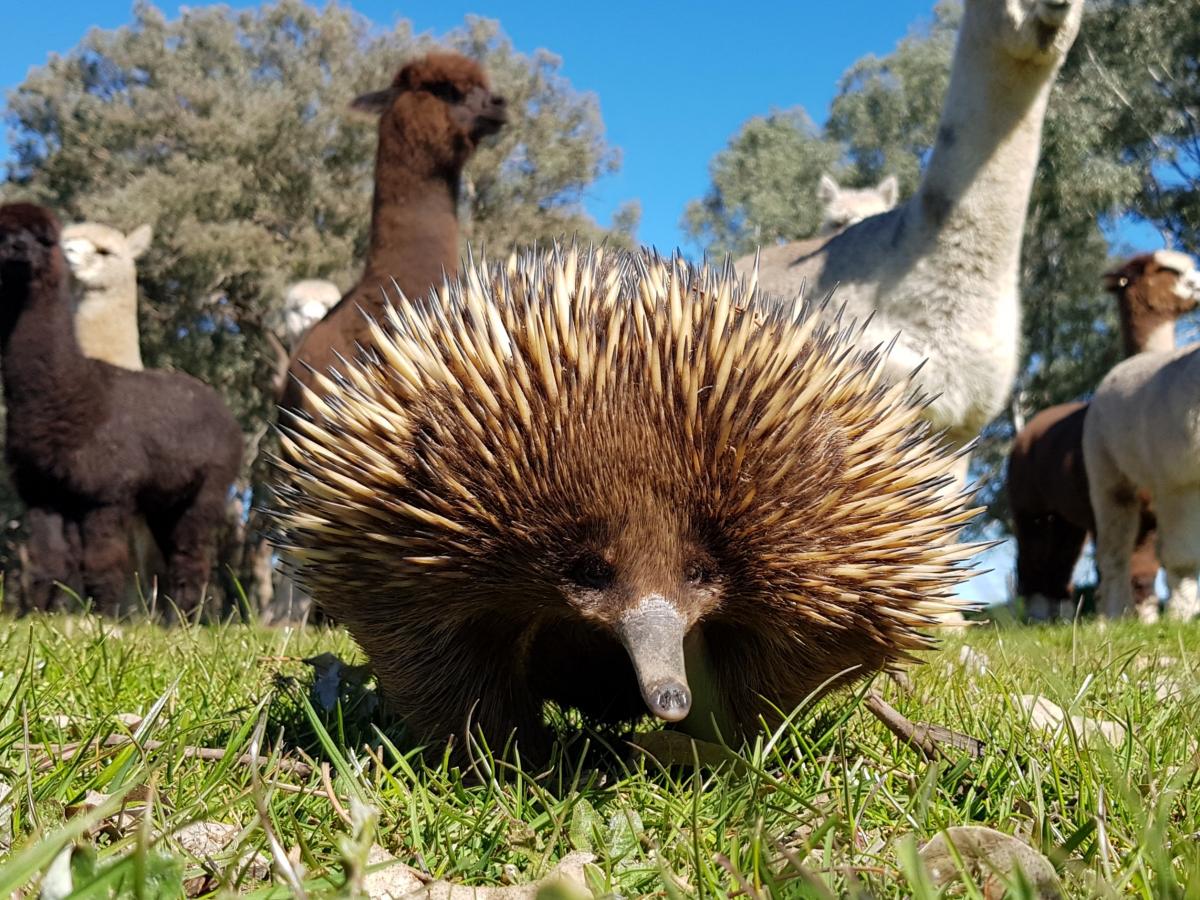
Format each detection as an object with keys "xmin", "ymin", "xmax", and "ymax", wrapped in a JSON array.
[{"xmin": 261, "ymin": 645, "xmax": 756, "ymax": 788}]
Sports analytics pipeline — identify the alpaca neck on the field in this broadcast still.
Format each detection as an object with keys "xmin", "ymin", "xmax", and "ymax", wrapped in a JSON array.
[
  {"xmin": 1, "ymin": 261, "xmax": 97, "ymax": 423},
  {"xmin": 362, "ymin": 143, "xmax": 460, "ymax": 305},
  {"xmin": 906, "ymin": 10, "xmax": 1060, "ymax": 289},
  {"xmin": 1118, "ymin": 295, "xmax": 1176, "ymax": 356},
  {"xmin": 74, "ymin": 274, "xmax": 143, "ymax": 369}
]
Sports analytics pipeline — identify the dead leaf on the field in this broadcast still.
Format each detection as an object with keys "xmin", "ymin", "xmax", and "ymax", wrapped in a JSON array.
[
  {"xmin": 40, "ymin": 844, "xmax": 75, "ymax": 900},
  {"xmin": 1155, "ymin": 677, "xmax": 1184, "ymax": 701},
  {"xmin": 171, "ymin": 820, "xmax": 270, "ymax": 882},
  {"xmin": 115, "ymin": 712, "xmax": 144, "ymax": 730},
  {"xmin": 362, "ymin": 844, "xmax": 427, "ymax": 898},
  {"xmin": 958, "ymin": 646, "xmax": 990, "ymax": 676},
  {"xmin": 64, "ymin": 787, "xmax": 154, "ymax": 838},
  {"xmin": 1016, "ymin": 695, "xmax": 1126, "ymax": 745},
  {"xmin": 362, "ymin": 851, "xmax": 595, "ymax": 899},
  {"xmin": 918, "ymin": 826, "xmax": 1062, "ymax": 898}
]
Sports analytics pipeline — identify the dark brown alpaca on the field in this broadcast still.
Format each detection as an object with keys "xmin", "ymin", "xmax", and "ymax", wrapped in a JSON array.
[
  {"xmin": 281, "ymin": 52, "xmax": 507, "ymax": 416},
  {"xmin": 1007, "ymin": 250, "xmax": 1200, "ymax": 621},
  {"xmin": 0, "ymin": 202, "xmax": 243, "ymax": 618}
]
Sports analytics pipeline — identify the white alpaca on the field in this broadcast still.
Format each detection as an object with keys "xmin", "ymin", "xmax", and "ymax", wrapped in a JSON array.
[
  {"xmin": 1084, "ymin": 261, "xmax": 1200, "ymax": 623},
  {"xmin": 282, "ymin": 279, "xmax": 341, "ymax": 346},
  {"xmin": 816, "ymin": 174, "xmax": 899, "ymax": 235},
  {"xmin": 738, "ymin": 0, "xmax": 1083, "ymax": 485},
  {"xmin": 62, "ymin": 222, "xmax": 153, "ymax": 370}
]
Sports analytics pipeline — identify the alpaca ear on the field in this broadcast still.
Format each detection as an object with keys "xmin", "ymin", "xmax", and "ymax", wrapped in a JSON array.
[
  {"xmin": 351, "ymin": 88, "xmax": 394, "ymax": 115},
  {"xmin": 877, "ymin": 175, "xmax": 899, "ymax": 207},
  {"xmin": 817, "ymin": 174, "xmax": 839, "ymax": 204},
  {"xmin": 1101, "ymin": 267, "xmax": 1129, "ymax": 292},
  {"xmin": 126, "ymin": 224, "xmax": 153, "ymax": 259}
]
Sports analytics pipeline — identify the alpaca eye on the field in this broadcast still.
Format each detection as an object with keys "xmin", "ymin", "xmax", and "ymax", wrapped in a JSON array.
[
  {"xmin": 97, "ymin": 248, "xmax": 112, "ymax": 256},
  {"xmin": 426, "ymin": 82, "xmax": 464, "ymax": 104},
  {"xmin": 566, "ymin": 553, "xmax": 615, "ymax": 590}
]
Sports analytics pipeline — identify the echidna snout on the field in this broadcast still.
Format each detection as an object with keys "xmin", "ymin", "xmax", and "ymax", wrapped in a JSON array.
[{"xmin": 617, "ymin": 596, "xmax": 693, "ymax": 722}]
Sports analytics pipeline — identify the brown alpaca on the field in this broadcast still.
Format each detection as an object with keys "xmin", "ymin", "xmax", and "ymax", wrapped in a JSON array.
[
  {"xmin": 0, "ymin": 202, "xmax": 243, "ymax": 618},
  {"xmin": 281, "ymin": 53, "xmax": 507, "ymax": 416},
  {"xmin": 1007, "ymin": 251, "xmax": 1200, "ymax": 621}
]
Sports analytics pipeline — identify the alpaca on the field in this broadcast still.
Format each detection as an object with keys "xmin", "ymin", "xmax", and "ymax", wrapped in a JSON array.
[
  {"xmin": 282, "ymin": 279, "xmax": 340, "ymax": 346},
  {"xmin": 737, "ymin": 0, "xmax": 1083, "ymax": 486},
  {"xmin": 1085, "ymin": 338, "xmax": 1200, "ymax": 622},
  {"xmin": 816, "ymin": 174, "xmax": 899, "ymax": 235},
  {"xmin": 30, "ymin": 220, "xmax": 165, "ymax": 611},
  {"xmin": 282, "ymin": 52, "xmax": 507, "ymax": 416},
  {"xmin": 1009, "ymin": 251, "xmax": 1200, "ymax": 622},
  {"xmin": 61, "ymin": 221, "xmax": 152, "ymax": 369},
  {"xmin": 0, "ymin": 202, "xmax": 243, "ymax": 618}
]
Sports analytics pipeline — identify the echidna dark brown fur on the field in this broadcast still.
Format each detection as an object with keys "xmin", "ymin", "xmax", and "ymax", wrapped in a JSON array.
[{"xmin": 274, "ymin": 245, "xmax": 980, "ymax": 759}]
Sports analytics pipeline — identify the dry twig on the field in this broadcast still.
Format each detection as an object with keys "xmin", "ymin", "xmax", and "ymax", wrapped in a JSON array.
[{"xmin": 17, "ymin": 735, "xmax": 314, "ymax": 777}]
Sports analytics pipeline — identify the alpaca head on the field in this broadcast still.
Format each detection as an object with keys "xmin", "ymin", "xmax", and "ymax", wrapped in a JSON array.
[
  {"xmin": 283, "ymin": 279, "xmax": 342, "ymax": 343},
  {"xmin": 352, "ymin": 52, "xmax": 508, "ymax": 171},
  {"xmin": 817, "ymin": 174, "xmax": 899, "ymax": 235},
  {"xmin": 1104, "ymin": 251, "xmax": 1200, "ymax": 317},
  {"xmin": 62, "ymin": 222, "xmax": 152, "ymax": 293},
  {"xmin": 0, "ymin": 203, "xmax": 63, "ymax": 294},
  {"xmin": 971, "ymin": 0, "xmax": 1082, "ymax": 67}
]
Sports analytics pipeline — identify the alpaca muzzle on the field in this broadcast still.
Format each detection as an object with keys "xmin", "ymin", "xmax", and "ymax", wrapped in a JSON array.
[
  {"xmin": 0, "ymin": 232, "xmax": 36, "ymax": 266},
  {"xmin": 617, "ymin": 595, "xmax": 692, "ymax": 723},
  {"xmin": 1177, "ymin": 268, "xmax": 1200, "ymax": 305},
  {"xmin": 1036, "ymin": 0, "xmax": 1073, "ymax": 27}
]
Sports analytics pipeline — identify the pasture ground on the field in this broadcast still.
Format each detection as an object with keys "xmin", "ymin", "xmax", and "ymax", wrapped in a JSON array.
[{"xmin": 1, "ymin": 615, "xmax": 1198, "ymax": 897}]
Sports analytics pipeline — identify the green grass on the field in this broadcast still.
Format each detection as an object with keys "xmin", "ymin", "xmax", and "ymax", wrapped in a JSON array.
[{"xmin": 1, "ymin": 615, "xmax": 1199, "ymax": 897}]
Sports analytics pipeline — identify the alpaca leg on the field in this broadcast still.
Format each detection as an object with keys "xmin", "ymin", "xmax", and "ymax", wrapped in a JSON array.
[
  {"xmin": 1164, "ymin": 572, "xmax": 1200, "ymax": 622},
  {"xmin": 1045, "ymin": 516, "xmax": 1088, "ymax": 622},
  {"xmin": 80, "ymin": 506, "xmax": 133, "ymax": 617},
  {"xmin": 1152, "ymin": 491, "xmax": 1200, "ymax": 622},
  {"xmin": 1013, "ymin": 512, "xmax": 1083, "ymax": 622},
  {"xmin": 158, "ymin": 485, "xmax": 226, "ymax": 624},
  {"xmin": 1130, "ymin": 513, "xmax": 1162, "ymax": 624},
  {"xmin": 1088, "ymin": 473, "xmax": 1140, "ymax": 620},
  {"xmin": 1013, "ymin": 510, "xmax": 1055, "ymax": 622},
  {"xmin": 23, "ymin": 508, "xmax": 79, "ymax": 613},
  {"xmin": 1084, "ymin": 436, "xmax": 1142, "ymax": 620}
]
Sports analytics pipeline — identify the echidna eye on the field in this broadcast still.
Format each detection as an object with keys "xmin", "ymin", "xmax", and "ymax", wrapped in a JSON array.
[
  {"xmin": 566, "ymin": 553, "xmax": 615, "ymax": 590},
  {"xmin": 685, "ymin": 561, "xmax": 714, "ymax": 585}
]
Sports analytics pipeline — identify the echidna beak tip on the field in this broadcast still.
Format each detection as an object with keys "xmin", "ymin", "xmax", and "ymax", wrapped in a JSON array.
[{"xmin": 648, "ymin": 680, "xmax": 692, "ymax": 722}]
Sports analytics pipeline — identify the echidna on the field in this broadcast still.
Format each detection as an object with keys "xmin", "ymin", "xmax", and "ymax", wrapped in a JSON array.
[{"xmin": 274, "ymin": 245, "xmax": 979, "ymax": 757}]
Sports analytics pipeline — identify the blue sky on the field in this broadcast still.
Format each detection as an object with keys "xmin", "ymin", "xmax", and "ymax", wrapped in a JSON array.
[{"xmin": 1, "ymin": 0, "xmax": 941, "ymax": 254}]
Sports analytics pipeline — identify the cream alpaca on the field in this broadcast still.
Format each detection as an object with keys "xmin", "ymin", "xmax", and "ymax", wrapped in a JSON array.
[
  {"xmin": 1084, "ymin": 260, "xmax": 1200, "ymax": 623},
  {"xmin": 817, "ymin": 174, "xmax": 899, "ymax": 235},
  {"xmin": 739, "ymin": 0, "xmax": 1083, "ymax": 484},
  {"xmin": 282, "ymin": 279, "xmax": 341, "ymax": 345},
  {"xmin": 62, "ymin": 222, "xmax": 152, "ymax": 370}
]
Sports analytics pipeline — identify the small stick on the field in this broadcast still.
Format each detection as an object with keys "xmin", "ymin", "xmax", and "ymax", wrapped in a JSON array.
[
  {"xmin": 17, "ymin": 735, "xmax": 314, "ymax": 777},
  {"xmin": 863, "ymin": 689, "xmax": 984, "ymax": 761},
  {"xmin": 320, "ymin": 761, "xmax": 353, "ymax": 826}
]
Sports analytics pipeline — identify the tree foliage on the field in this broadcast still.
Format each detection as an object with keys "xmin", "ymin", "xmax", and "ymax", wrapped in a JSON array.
[
  {"xmin": 683, "ymin": 0, "xmax": 1200, "ymax": 533},
  {"xmin": 3, "ymin": 1, "xmax": 633, "ymax": 429}
]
